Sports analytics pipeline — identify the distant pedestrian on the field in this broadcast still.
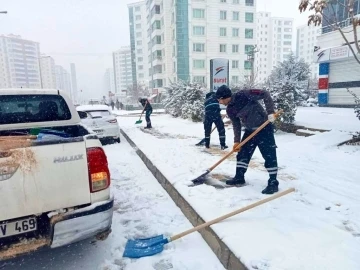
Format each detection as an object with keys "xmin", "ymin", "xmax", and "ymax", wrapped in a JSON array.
[
  {"xmin": 110, "ymin": 100, "xmax": 115, "ymax": 110},
  {"xmin": 116, "ymin": 99, "xmax": 120, "ymax": 110},
  {"xmin": 138, "ymin": 97, "xmax": 153, "ymax": 129}
]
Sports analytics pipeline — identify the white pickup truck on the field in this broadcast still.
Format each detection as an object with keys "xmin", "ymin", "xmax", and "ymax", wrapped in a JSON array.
[{"xmin": 0, "ymin": 89, "xmax": 114, "ymax": 260}]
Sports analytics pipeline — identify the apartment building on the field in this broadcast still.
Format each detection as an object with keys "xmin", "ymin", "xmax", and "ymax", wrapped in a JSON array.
[
  {"xmin": 113, "ymin": 46, "xmax": 133, "ymax": 93},
  {"xmin": 137, "ymin": 0, "xmax": 257, "ymax": 91},
  {"xmin": 296, "ymin": 24, "xmax": 321, "ymax": 78},
  {"xmin": 255, "ymin": 12, "xmax": 294, "ymax": 82},
  {"xmin": 128, "ymin": 1, "xmax": 149, "ymax": 87},
  {"xmin": 55, "ymin": 65, "xmax": 72, "ymax": 96},
  {"xmin": 0, "ymin": 34, "xmax": 41, "ymax": 88},
  {"xmin": 39, "ymin": 55, "xmax": 56, "ymax": 89},
  {"xmin": 70, "ymin": 63, "xmax": 78, "ymax": 102},
  {"xmin": 103, "ymin": 68, "xmax": 116, "ymax": 96}
]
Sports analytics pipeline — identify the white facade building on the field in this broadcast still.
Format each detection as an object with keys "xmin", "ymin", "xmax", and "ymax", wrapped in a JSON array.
[
  {"xmin": 128, "ymin": 1, "xmax": 149, "ymax": 87},
  {"xmin": 55, "ymin": 65, "xmax": 72, "ymax": 96},
  {"xmin": 39, "ymin": 55, "xmax": 56, "ymax": 89},
  {"xmin": 0, "ymin": 34, "xmax": 41, "ymax": 89},
  {"xmin": 136, "ymin": 0, "xmax": 256, "ymax": 91},
  {"xmin": 113, "ymin": 46, "xmax": 133, "ymax": 93},
  {"xmin": 103, "ymin": 68, "xmax": 116, "ymax": 96},
  {"xmin": 70, "ymin": 63, "xmax": 78, "ymax": 102},
  {"xmin": 255, "ymin": 12, "xmax": 294, "ymax": 82},
  {"xmin": 296, "ymin": 24, "xmax": 321, "ymax": 78}
]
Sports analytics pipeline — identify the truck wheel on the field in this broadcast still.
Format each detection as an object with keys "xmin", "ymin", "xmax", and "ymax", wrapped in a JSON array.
[{"xmin": 116, "ymin": 138, "xmax": 120, "ymax": 143}]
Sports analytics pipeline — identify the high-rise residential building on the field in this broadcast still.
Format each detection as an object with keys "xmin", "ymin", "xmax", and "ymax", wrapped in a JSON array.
[
  {"xmin": 70, "ymin": 63, "xmax": 78, "ymax": 102},
  {"xmin": 128, "ymin": 1, "xmax": 149, "ymax": 87},
  {"xmin": 103, "ymin": 68, "xmax": 116, "ymax": 96},
  {"xmin": 113, "ymin": 46, "xmax": 133, "ymax": 93},
  {"xmin": 0, "ymin": 34, "xmax": 41, "ymax": 88},
  {"xmin": 296, "ymin": 24, "xmax": 321, "ymax": 78},
  {"xmin": 312, "ymin": 1, "xmax": 360, "ymax": 106},
  {"xmin": 55, "ymin": 65, "xmax": 72, "ymax": 96},
  {"xmin": 134, "ymin": 0, "xmax": 256, "ymax": 91},
  {"xmin": 255, "ymin": 12, "xmax": 294, "ymax": 82},
  {"xmin": 39, "ymin": 55, "xmax": 56, "ymax": 89}
]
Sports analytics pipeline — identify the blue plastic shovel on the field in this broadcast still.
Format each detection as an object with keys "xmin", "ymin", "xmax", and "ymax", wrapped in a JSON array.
[{"xmin": 123, "ymin": 187, "xmax": 295, "ymax": 258}]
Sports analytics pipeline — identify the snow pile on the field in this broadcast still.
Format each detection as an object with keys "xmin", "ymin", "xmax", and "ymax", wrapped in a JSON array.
[{"xmin": 119, "ymin": 108, "xmax": 360, "ymax": 270}]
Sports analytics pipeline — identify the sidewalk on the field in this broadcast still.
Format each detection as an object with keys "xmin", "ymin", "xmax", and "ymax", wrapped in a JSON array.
[{"xmin": 119, "ymin": 109, "xmax": 360, "ymax": 270}]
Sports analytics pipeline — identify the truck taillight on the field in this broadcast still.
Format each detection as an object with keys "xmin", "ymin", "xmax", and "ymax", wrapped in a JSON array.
[
  {"xmin": 87, "ymin": 147, "xmax": 111, "ymax": 193},
  {"xmin": 108, "ymin": 119, "xmax": 117, "ymax": 124}
]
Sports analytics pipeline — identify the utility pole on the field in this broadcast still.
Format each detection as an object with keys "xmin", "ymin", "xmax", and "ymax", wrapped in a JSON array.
[{"xmin": 246, "ymin": 45, "xmax": 259, "ymax": 86}]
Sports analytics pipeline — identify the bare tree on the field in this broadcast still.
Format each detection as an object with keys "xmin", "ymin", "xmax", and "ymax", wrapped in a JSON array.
[
  {"xmin": 127, "ymin": 83, "xmax": 150, "ymax": 103},
  {"xmin": 299, "ymin": 0, "xmax": 360, "ymax": 64}
]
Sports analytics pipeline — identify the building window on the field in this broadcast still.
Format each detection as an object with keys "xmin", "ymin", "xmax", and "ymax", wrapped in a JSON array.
[
  {"xmin": 245, "ymin": 29, "xmax": 254, "ymax": 39},
  {"xmin": 193, "ymin": 8, "xmax": 205, "ymax": 19},
  {"xmin": 137, "ymin": 49, "xmax": 143, "ymax": 54},
  {"xmin": 138, "ymin": 65, "xmax": 143, "ymax": 70},
  {"xmin": 136, "ymin": 24, "xmax": 141, "ymax": 29},
  {"xmin": 245, "ymin": 12, "xmax": 254, "ymax": 23},
  {"xmin": 135, "ymin": 6, "xmax": 140, "ymax": 11},
  {"xmin": 220, "ymin": 11, "xmax": 227, "ymax": 20},
  {"xmin": 138, "ymin": 57, "xmax": 143, "ymax": 61},
  {"xmin": 284, "ymin": 21, "xmax": 292, "ymax": 25},
  {"xmin": 233, "ymin": 11, "xmax": 239, "ymax": 21},
  {"xmin": 193, "ymin": 59, "xmax": 205, "ymax": 69},
  {"xmin": 136, "ymin": 32, "xmax": 142, "ymax": 38},
  {"xmin": 284, "ymin": 34, "xmax": 292, "ymax": 39},
  {"xmin": 193, "ymin": 76, "xmax": 206, "ymax": 83},
  {"xmin": 233, "ymin": 0, "xmax": 239, "ymax": 3},
  {"xmin": 284, "ymin": 28, "xmax": 292, "ymax": 32},
  {"xmin": 220, "ymin": 27, "xmax": 227, "ymax": 36},
  {"xmin": 193, "ymin": 26, "xmax": 205, "ymax": 35},
  {"xmin": 220, "ymin": 0, "xmax": 226, "ymax": 2},
  {"xmin": 219, "ymin": 44, "xmax": 227, "ymax": 52},
  {"xmin": 193, "ymin": 43, "xmax": 205, "ymax": 52},
  {"xmin": 244, "ymin": 60, "xmax": 252, "ymax": 70},
  {"xmin": 283, "ymin": 41, "xmax": 291, "ymax": 45},
  {"xmin": 245, "ymin": 0, "xmax": 254, "ymax": 6},
  {"xmin": 232, "ymin": 44, "xmax": 239, "ymax": 53},
  {"xmin": 137, "ymin": 40, "xmax": 142, "ymax": 45},
  {"xmin": 232, "ymin": 28, "xmax": 239, "ymax": 37},
  {"xmin": 136, "ymin": 15, "xmax": 141, "ymax": 20},
  {"xmin": 245, "ymin": 45, "xmax": 253, "ymax": 54},
  {"xmin": 232, "ymin": 76, "xmax": 239, "ymax": 83},
  {"xmin": 232, "ymin": 60, "xmax": 239, "ymax": 68}
]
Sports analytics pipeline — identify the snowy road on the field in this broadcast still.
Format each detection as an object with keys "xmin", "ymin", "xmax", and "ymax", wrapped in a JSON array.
[{"xmin": 2, "ymin": 136, "xmax": 223, "ymax": 270}]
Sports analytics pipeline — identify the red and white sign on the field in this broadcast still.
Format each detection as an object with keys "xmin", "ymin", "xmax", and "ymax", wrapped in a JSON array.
[{"xmin": 210, "ymin": 58, "xmax": 229, "ymax": 92}]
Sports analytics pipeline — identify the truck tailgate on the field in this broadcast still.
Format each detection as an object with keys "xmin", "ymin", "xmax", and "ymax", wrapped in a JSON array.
[{"xmin": 0, "ymin": 139, "xmax": 90, "ymax": 221}]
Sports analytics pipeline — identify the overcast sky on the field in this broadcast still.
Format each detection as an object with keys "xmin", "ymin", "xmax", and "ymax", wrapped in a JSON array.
[{"xmin": 0, "ymin": 0, "xmax": 309, "ymax": 98}]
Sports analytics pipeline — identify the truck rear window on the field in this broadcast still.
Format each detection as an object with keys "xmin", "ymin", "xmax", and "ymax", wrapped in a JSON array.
[{"xmin": 0, "ymin": 95, "xmax": 72, "ymax": 124}]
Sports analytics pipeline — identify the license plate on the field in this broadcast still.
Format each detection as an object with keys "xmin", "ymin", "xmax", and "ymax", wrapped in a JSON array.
[
  {"xmin": 94, "ymin": 130, "xmax": 103, "ymax": 134},
  {"xmin": 0, "ymin": 217, "xmax": 37, "ymax": 238}
]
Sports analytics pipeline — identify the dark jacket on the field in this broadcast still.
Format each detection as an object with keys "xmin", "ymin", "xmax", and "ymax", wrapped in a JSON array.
[
  {"xmin": 204, "ymin": 95, "xmax": 221, "ymax": 119},
  {"xmin": 139, "ymin": 98, "xmax": 152, "ymax": 112},
  {"xmin": 226, "ymin": 89, "xmax": 275, "ymax": 142}
]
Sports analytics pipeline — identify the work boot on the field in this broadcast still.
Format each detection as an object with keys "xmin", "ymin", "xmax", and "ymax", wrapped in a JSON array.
[
  {"xmin": 221, "ymin": 145, "xmax": 228, "ymax": 150},
  {"xmin": 205, "ymin": 138, "xmax": 210, "ymax": 149},
  {"xmin": 261, "ymin": 179, "xmax": 279, "ymax": 194},
  {"xmin": 144, "ymin": 122, "xmax": 152, "ymax": 129},
  {"xmin": 226, "ymin": 173, "xmax": 245, "ymax": 185}
]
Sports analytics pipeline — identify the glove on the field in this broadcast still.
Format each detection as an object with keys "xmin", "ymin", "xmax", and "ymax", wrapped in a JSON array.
[
  {"xmin": 233, "ymin": 142, "xmax": 241, "ymax": 152},
  {"xmin": 268, "ymin": 114, "xmax": 275, "ymax": 123}
]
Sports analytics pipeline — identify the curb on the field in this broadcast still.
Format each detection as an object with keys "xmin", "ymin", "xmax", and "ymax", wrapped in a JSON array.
[{"xmin": 120, "ymin": 129, "xmax": 247, "ymax": 270}]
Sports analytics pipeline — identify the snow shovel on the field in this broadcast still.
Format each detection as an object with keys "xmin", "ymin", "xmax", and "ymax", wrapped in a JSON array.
[
  {"xmin": 191, "ymin": 109, "xmax": 283, "ymax": 185},
  {"xmin": 195, "ymin": 115, "xmax": 227, "ymax": 146},
  {"xmin": 135, "ymin": 101, "xmax": 147, "ymax": 125},
  {"xmin": 123, "ymin": 187, "xmax": 295, "ymax": 259}
]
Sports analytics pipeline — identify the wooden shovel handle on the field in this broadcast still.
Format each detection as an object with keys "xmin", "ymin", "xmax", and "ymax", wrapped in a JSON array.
[
  {"xmin": 138, "ymin": 101, "xmax": 148, "ymax": 120},
  {"xmin": 0, "ymin": 135, "xmax": 37, "ymax": 140},
  {"xmin": 170, "ymin": 187, "xmax": 295, "ymax": 242},
  {"xmin": 208, "ymin": 109, "xmax": 283, "ymax": 171}
]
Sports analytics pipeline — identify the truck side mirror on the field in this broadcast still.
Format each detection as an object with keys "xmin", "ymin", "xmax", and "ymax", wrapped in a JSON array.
[{"xmin": 78, "ymin": 111, "xmax": 88, "ymax": 119}]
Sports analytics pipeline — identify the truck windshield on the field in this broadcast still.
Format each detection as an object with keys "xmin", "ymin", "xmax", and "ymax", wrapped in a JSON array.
[{"xmin": 0, "ymin": 94, "xmax": 72, "ymax": 124}]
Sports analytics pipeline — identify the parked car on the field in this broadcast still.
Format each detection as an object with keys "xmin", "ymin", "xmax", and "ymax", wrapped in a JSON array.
[
  {"xmin": 0, "ymin": 88, "xmax": 114, "ymax": 260},
  {"xmin": 76, "ymin": 104, "xmax": 120, "ymax": 144}
]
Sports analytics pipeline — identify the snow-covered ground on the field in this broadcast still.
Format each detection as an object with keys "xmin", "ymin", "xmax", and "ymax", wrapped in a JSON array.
[
  {"xmin": 3, "ymin": 137, "xmax": 223, "ymax": 270},
  {"xmin": 119, "ymin": 107, "xmax": 360, "ymax": 270}
]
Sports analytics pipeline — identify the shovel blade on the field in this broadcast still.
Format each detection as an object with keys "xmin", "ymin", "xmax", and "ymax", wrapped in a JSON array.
[
  {"xmin": 135, "ymin": 120, "xmax": 143, "ymax": 124},
  {"xmin": 123, "ymin": 235, "xmax": 169, "ymax": 259},
  {"xmin": 190, "ymin": 170, "xmax": 210, "ymax": 185}
]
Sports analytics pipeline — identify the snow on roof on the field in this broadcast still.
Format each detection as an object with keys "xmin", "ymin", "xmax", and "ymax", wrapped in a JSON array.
[{"xmin": 76, "ymin": 104, "xmax": 111, "ymax": 111}]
